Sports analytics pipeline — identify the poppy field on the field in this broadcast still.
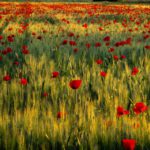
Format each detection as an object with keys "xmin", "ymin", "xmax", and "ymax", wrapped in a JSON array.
[{"xmin": 0, "ymin": 2, "xmax": 150, "ymax": 150}]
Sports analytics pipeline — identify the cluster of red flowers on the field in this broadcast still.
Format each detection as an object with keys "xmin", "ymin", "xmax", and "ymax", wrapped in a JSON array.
[
  {"xmin": 1, "ymin": 47, "xmax": 13, "ymax": 55},
  {"xmin": 117, "ymin": 102, "xmax": 148, "ymax": 117},
  {"xmin": 131, "ymin": 67, "xmax": 139, "ymax": 76},
  {"xmin": 117, "ymin": 106, "xmax": 129, "ymax": 117},
  {"xmin": 3, "ymin": 74, "xmax": 28, "ymax": 86},
  {"xmin": 22, "ymin": 45, "xmax": 30, "ymax": 54},
  {"xmin": 115, "ymin": 38, "xmax": 131, "ymax": 47}
]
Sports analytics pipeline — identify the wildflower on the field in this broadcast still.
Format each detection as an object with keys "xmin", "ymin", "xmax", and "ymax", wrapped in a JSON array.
[
  {"xmin": 82, "ymin": 23, "xmax": 88, "ymax": 28},
  {"xmin": 22, "ymin": 45, "xmax": 29, "ymax": 55},
  {"xmin": 108, "ymin": 47, "xmax": 114, "ymax": 52},
  {"xmin": 131, "ymin": 67, "xmax": 139, "ymax": 76},
  {"xmin": 122, "ymin": 139, "xmax": 136, "ymax": 150},
  {"xmin": 95, "ymin": 42, "xmax": 101, "ymax": 47},
  {"xmin": 120, "ymin": 55, "xmax": 126, "ymax": 59},
  {"xmin": 96, "ymin": 59, "xmax": 103, "ymax": 65},
  {"xmin": 100, "ymin": 71, "xmax": 107, "ymax": 77},
  {"xmin": 52, "ymin": 72, "xmax": 59, "ymax": 78},
  {"xmin": 7, "ymin": 35, "xmax": 14, "ymax": 42},
  {"xmin": 43, "ymin": 92, "xmax": 48, "ymax": 97},
  {"xmin": 62, "ymin": 40, "xmax": 68, "ymax": 45},
  {"xmin": 22, "ymin": 49, "xmax": 29, "ymax": 54},
  {"xmin": 20, "ymin": 78, "xmax": 28, "ymax": 85},
  {"xmin": 145, "ymin": 45, "xmax": 150, "ymax": 50},
  {"xmin": 14, "ymin": 61, "xmax": 19, "ymax": 66},
  {"xmin": 2, "ymin": 50, "xmax": 8, "ymax": 55},
  {"xmin": 57, "ymin": 111, "xmax": 66, "ymax": 119},
  {"xmin": 3, "ymin": 75, "xmax": 11, "ymax": 81},
  {"xmin": 6, "ymin": 47, "xmax": 12, "ymax": 53},
  {"xmin": 69, "ymin": 41, "xmax": 76, "ymax": 46},
  {"xmin": 113, "ymin": 55, "xmax": 119, "ymax": 61},
  {"xmin": 103, "ymin": 36, "xmax": 110, "ymax": 42},
  {"xmin": 69, "ymin": 80, "xmax": 82, "ymax": 90},
  {"xmin": 133, "ymin": 102, "xmax": 148, "ymax": 115},
  {"xmin": 73, "ymin": 48, "xmax": 78, "ymax": 53},
  {"xmin": 37, "ymin": 35, "xmax": 42, "ymax": 40},
  {"xmin": 0, "ymin": 35, "xmax": 3, "ymax": 40},
  {"xmin": 117, "ymin": 106, "xmax": 129, "ymax": 117},
  {"xmin": 86, "ymin": 43, "xmax": 91, "ymax": 49}
]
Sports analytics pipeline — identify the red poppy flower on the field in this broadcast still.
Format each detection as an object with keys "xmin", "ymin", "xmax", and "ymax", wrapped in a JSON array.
[
  {"xmin": 69, "ymin": 80, "xmax": 82, "ymax": 90},
  {"xmin": 95, "ymin": 42, "xmax": 101, "ymax": 47},
  {"xmin": 68, "ymin": 32, "xmax": 74, "ymax": 37},
  {"xmin": 122, "ymin": 139, "xmax": 136, "ymax": 150},
  {"xmin": 22, "ymin": 49, "xmax": 29, "ymax": 55},
  {"xmin": 6, "ymin": 47, "xmax": 12, "ymax": 53},
  {"xmin": 2, "ymin": 50, "xmax": 8, "ymax": 55},
  {"xmin": 0, "ymin": 35, "xmax": 3, "ymax": 40},
  {"xmin": 3, "ymin": 75, "xmax": 11, "ymax": 81},
  {"xmin": 52, "ymin": 72, "xmax": 59, "ymax": 78},
  {"xmin": 69, "ymin": 41, "xmax": 76, "ymax": 46},
  {"xmin": 113, "ymin": 20, "xmax": 117, "ymax": 24},
  {"xmin": 37, "ymin": 35, "xmax": 42, "ymax": 40},
  {"xmin": 100, "ymin": 71, "xmax": 107, "ymax": 77},
  {"xmin": 85, "ymin": 33, "xmax": 89, "ymax": 36},
  {"xmin": 1, "ymin": 42, "xmax": 5, "ymax": 45},
  {"xmin": 105, "ymin": 42, "xmax": 110, "ymax": 46},
  {"xmin": 8, "ymin": 27, "xmax": 13, "ymax": 31},
  {"xmin": 43, "ymin": 92, "xmax": 48, "ymax": 97},
  {"xmin": 113, "ymin": 55, "xmax": 119, "ymax": 61},
  {"xmin": 125, "ymin": 38, "xmax": 132, "ymax": 45},
  {"xmin": 117, "ymin": 106, "xmax": 129, "ymax": 117},
  {"xmin": 86, "ymin": 43, "xmax": 91, "ymax": 49},
  {"xmin": 20, "ymin": 78, "xmax": 28, "ymax": 85},
  {"xmin": 115, "ymin": 42, "xmax": 121, "ymax": 47},
  {"xmin": 62, "ymin": 40, "xmax": 68, "ymax": 45},
  {"xmin": 131, "ymin": 67, "xmax": 139, "ymax": 75},
  {"xmin": 18, "ymin": 29, "xmax": 23, "ymax": 34},
  {"xmin": 128, "ymin": 29, "xmax": 132, "ymax": 32},
  {"xmin": 32, "ymin": 32, "xmax": 36, "ymax": 36},
  {"xmin": 73, "ymin": 48, "xmax": 78, "ymax": 53},
  {"xmin": 22, "ymin": 45, "xmax": 28, "ymax": 50},
  {"xmin": 98, "ymin": 27, "xmax": 103, "ymax": 31},
  {"xmin": 121, "ymin": 55, "xmax": 126, "ymax": 59},
  {"xmin": 96, "ymin": 59, "xmax": 103, "ymax": 65},
  {"xmin": 144, "ymin": 34, "xmax": 149, "ymax": 40},
  {"xmin": 108, "ymin": 47, "xmax": 114, "ymax": 52},
  {"xmin": 91, "ymin": 20, "xmax": 94, "ymax": 24},
  {"xmin": 0, "ymin": 56, "xmax": 2, "ymax": 61},
  {"xmin": 57, "ymin": 111, "xmax": 66, "ymax": 119},
  {"xmin": 82, "ymin": 23, "xmax": 88, "ymax": 28},
  {"xmin": 133, "ymin": 102, "xmax": 148, "ymax": 115},
  {"xmin": 77, "ymin": 20, "xmax": 80, "ymax": 23},
  {"xmin": 145, "ymin": 45, "xmax": 150, "ymax": 50},
  {"xmin": 7, "ymin": 35, "xmax": 14, "ymax": 42},
  {"xmin": 103, "ymin": 36, "xmax": 110, "ymax": 42},
  {"xmin": 14, "ymin": 61, "xmax": 19, "ymax": 66}
]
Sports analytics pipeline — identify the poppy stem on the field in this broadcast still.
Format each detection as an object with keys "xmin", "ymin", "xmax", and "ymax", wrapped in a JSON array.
[
  {"xmin": 7, "ymin": 82, "xmax": 9, "ymax": 97},
  {"xmin": 75, "ymin": 90, "xmax": 78, "ymax": 113}
]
